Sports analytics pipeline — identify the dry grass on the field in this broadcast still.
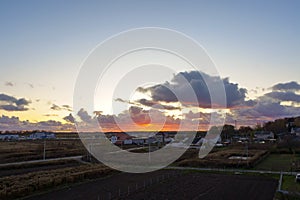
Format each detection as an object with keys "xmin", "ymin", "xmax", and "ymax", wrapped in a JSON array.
[
  {"xmin": 177, "ymin": 149, "xmax": 269, "ymax": 168},
  {"xmin": 0, "ymin": 140, "xmax": 87, "ymax": 164},
  {"xmin": 0, "ymin": 164, "xmax": 115, "ymax": 200}
]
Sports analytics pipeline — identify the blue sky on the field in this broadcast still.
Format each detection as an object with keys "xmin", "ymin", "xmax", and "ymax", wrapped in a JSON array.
[{"xmin": 0, "ymin": 0, "xmax": 299, "ymax": 130}]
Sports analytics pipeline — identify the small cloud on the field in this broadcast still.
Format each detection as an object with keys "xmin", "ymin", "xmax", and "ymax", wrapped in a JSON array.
[
  {"xmin": 63, "ymin": 113, "xmax": 75, "ymax": 123},
  {"xmin": 50, "ymin": 104, "xmax": 61, "ymax": 111},
  {"xmin": 62, "ymin": 105, "xmax": 72, "ymax": 111},
  {"xmin": 50, "ymin": 104, "xmax": 72, "ymax": 111},
  {"xmin": 44, "ymin": 114, "xmax": 59, "ymax": 117},
  {"xmin": 5, "ymin": 82, "xmax": 14, "ymax": 87},
  {"xmin": 136, "ymin": 98, "xmax": 180, "ymax": 110}
]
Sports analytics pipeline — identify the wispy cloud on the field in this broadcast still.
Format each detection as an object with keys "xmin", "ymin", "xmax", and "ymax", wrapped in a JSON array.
[
  {"xmin": 50, "ymin": 104, "xmax": 72, "ymax": 112},
  {"xmin": 5, "ymin": 82, "xmax": 14, "ymax": 87}
]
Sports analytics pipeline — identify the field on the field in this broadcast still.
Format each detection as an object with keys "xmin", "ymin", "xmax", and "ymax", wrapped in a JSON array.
[
  {"xmin": 0, "ymin": 162, "xmax": 116, "ymax": 200},
  {"xmin": 175, "ymin": 148, "xmax": 269, "ymax": 168},
  {"xmin": 0, "ymin": 140, "xmax": 87, "ymax": 164},
  {"xmin": 255, "ymin": 154, "xmax": 300, "ymax": 172},
  {"xmin": 23, "ymin": 170, "xmax": 278, "ymax": 200},
  {"xmin": 0, "ymin": 159, "xmax": 82, "ymax": 177},
  {"xmin": 282, "ymin": 175, "xmax": 300, "ymax": 193},
  {"xmin": 0, "ymin": 138, "xmax": 299, "ymax": 199}
]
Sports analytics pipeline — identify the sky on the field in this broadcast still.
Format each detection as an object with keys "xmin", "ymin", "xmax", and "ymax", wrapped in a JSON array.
[{"xmin": 0, "ymin": 0, "xmax": 300, "ymax": 132}]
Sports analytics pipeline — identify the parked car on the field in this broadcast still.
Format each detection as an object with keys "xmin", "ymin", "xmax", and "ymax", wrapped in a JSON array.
[{"xmin": 296, "ymin": 174, "xmax": 300, "ymax": 182}]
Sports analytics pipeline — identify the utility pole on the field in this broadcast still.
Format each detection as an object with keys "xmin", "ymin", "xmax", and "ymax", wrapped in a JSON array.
[{"xmin": 43, "ymin": 139, "xmax": 46, "ymax": 160}]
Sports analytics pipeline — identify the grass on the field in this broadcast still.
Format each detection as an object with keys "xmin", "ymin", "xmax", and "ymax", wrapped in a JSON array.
[
  {"xmin": 0, "ymin": 140, "xmax": 87, "ymax": 164},
  {"xmin": 255, "ymin": 154, "xmax": 300, "ymax": 172},
  {"xmin": 175, "ymin": 148, "xmax": 268, "ymax": 168},
  {"xmin": 282, "ymin": 175, "xmax": 300, "ymax": 192},
  {"xmin": 0, "ymin": 163, "xmax": 116, "ymax": 200}
]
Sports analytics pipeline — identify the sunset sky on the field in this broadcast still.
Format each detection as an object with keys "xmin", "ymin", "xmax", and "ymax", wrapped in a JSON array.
[{"xmin": 0, "ymin": 0, "xmax": 300, "ymax": 132}]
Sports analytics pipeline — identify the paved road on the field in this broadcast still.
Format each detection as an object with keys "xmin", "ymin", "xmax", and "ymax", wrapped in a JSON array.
[
  {"xmin": 167, "ymin": 166, "xmax": 298, "ymax": 176},
  {"xmin": 0, "ymin": 155, "xmax": 83, "ymax": 167}
]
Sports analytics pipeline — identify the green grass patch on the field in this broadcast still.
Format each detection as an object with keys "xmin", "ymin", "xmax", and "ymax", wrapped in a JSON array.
[
  {"xmin": 282, "ymin": 175, "xmax": 300, "ymax": 192},
  {"xmin": 255, "ymin": 154, "xmax": 300, "ymax": 171}
]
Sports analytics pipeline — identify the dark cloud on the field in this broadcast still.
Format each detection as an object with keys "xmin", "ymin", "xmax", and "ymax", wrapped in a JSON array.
[
  {"xmin": 16, "ymin": 98, "xmax": 30, "ymax": 106},
  {"xmin": 128, "ymin": 106, "xmax": 151, "ymax": 124},
  {"xmin": 97, "ymin": 114, "xmax": 116, "ymax": 124},
  {"xmin": 50, "ymin": 104, "xmax": 61, "ymax": 111},
  {"xmin": 234, "ymin": 81, "xmax": 300, "ymax": 122},
  {"xmin": 115, "ymin": 98, "xmax": 127, "ymax": 103},
  {"xmin": 0, "ymin": 105, "xmax": 28, "ymax": 111},
  {"xmin": 223, "ymin": 77, "xmax": 247, "ymax": 107},
  {"xmin": 136, "ymin": 98, "xmax": 180, "ymax": 110},
  {"xmin": 265, "ymin": 91, "xmax": 300, "ymax": 103},
  {"xmin": 0, "ymin": 115, "xmax": 74, "ymax": 131},
  {"xmin": 77, "ymin": 108, "xmax": 92, "ymax": 123},
  {"xmin": 62, "ymin": 105, "xmax": 72, "ymax": 111},
  {"xmin": 233, "ymin": 98, "xmax": 300, "ymax": 125},
  {"xmin": 184, "ymin": 111, "xmax": 201, "ymax": 120},
  {"xmin": 50, "ymin": 104, "xmax": 72, "ymax": 111},
  {"xmin": 63, "ymin": 113, "xmax": 75, "ymax": 123},
  {"xmin": 37, "ymin": 120, "xmax": 62, "ymax": 127},
  {"xmin": 93, "ymin": 106, "xmax": 182, "ymax": 131},
  {"xmin": 272, "ymin": 81, "xmax": 300, "ymax": 91},
  {"xmin": 138, "ymin": 71, "xmax": 248, "ymax": 108},
  {"xmin": 0, "ymin": 93, "xmax": 31, "ymax": 111},
  {"xmin": 0, "ymin": 115, "xmax": 21, "ymax": 125},
  {"xmin": 115, "ymin": 98, "xmax": 180, "ymax": 111},
  {"xmin": 0, "ymin": 94, "xmax": 17, "ymax": 102}
]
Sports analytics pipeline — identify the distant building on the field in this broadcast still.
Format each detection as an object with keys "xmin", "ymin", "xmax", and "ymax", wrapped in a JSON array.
[
  {"xmin": 254, "ymin": 131, "xmax": 274, "ymax": 140},
  {"xmin": 108, "ymin": 132, "xmax": 133, "ymax": 145},
  {"xmin": 291, "ymin": 127, "xmax": 300, "ymax": 136},
  {"xmin": 0, "ymin": 134, "xmax": 19, "ymax": 141},
  {"xmin": 28, "ymin": 132, "xmax": 56, "ymax": 140}
]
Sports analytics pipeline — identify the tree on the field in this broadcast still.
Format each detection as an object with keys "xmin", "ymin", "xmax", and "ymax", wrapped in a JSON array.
[
  {"xmin": 238, "ymin": 126, "xmax": 253, "ymax": 135},
  {"xmin": 221, "ymin": 124, "xmax": 235, "ymax": 140}
]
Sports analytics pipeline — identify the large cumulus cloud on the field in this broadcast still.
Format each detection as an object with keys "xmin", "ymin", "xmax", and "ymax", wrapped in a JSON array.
[
  {"xmin": 232, "ymin": 81, "xmax": 300, "ymax": 125},
  {"xmin": 137, "ymin": 71, "xmax": 248, "ymax": 108}
]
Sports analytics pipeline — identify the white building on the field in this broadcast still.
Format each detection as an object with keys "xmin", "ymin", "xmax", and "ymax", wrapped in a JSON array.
[
  {"xmin": 0, "ymin": 134, "xmax": 19, "ymax": 140},
  {"xmin": 291, "ymin": 127, "xmax": 300, "ymax": 136},
  {"xmin": 254, "ymin": 131, "xmax": 274, "ymax": 140},
  {"xmin": 28, "ymin": 132, "xmax": 56, "ymax": 140}
]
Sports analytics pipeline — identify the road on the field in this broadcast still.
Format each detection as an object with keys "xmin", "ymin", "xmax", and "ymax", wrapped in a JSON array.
[
  {"xmin": 0, "ymin": 155, "xmax": 83, "ymax": 167},
  {"xmin": 167, "ymin": 166, "xmax": 298, "ymax": 175}
]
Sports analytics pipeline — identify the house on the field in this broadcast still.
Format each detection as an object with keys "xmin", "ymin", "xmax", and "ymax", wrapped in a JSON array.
[
  {"xmin": 108, "ymin": 132, "xmax": 133, "ymax": 145},
  {"xmin": 0, "ymin": 134, "xmax": 19, "ymax": 141},
  {"xmin": 28, "ymin": 132, "xmax": 56, "ymax": 140},
  {"xmin": 254, "ymin": 131, "xmax": 274, "ymax": 140},
  {"xmin": 196, "ymin": 134, "xmax": 222, "ymax": 146},
  {"xmin": 291, "ymin": 127, "xmax": 300, "ymax": 136},
  {"xmin": 132, "ymin": 137, "xmax": 147, "ymax": 145}
]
